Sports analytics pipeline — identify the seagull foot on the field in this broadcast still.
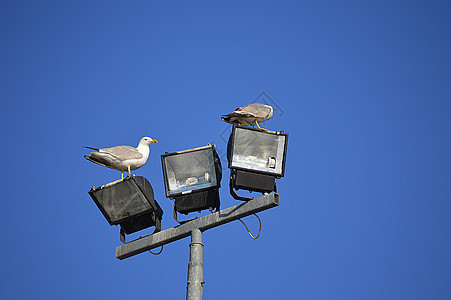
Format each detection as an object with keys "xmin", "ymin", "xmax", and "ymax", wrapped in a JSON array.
[{"xmin": 255, "ymin": 121, "xmax": 270, "ymax": 132}]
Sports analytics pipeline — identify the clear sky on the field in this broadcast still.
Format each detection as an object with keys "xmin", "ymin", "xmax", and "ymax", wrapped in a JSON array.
[{"xmin": 1, "ymin": 1, "xmax": 450, "ymax": 299}]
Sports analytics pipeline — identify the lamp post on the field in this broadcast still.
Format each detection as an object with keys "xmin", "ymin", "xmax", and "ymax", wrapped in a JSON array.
[
  {"xmin": 88, "ymin": 137, "xmax": 287, "ymax": 300},
  {"xmin": 116, "ymin": 192, "xmax": 280, "ymax": 300},
  {"xmin": 187, "ymin": 228, "xmax": 204, "ymax": 300}
]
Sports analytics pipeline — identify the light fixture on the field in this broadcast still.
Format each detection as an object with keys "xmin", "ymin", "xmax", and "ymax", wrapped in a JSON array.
[
  {"xmin": 88, "ymin": 175, "xmax": 163, "ymax": 243},
  {"xmin": 227, "ymin": 125, "xmax": 288, "ymax": 200},
  {"xmin": 161, "ymin": 144, "xmax": 222, "ymax": 221}
]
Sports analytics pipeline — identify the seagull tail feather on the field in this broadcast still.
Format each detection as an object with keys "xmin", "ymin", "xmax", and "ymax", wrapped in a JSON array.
[
  {"xmin": 221, "ymin": 115, "xmax": 232, "ymax": 123},
  {"xmin": 84, "ymin": 146, "xmax": 100, "ymax": 151}
]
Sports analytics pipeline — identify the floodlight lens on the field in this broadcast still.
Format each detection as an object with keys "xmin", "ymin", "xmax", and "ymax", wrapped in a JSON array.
[
  {"xmin": 164, "ymin": 149, "xmax": 218, "ymax": 196},
  {"xmin": 96, "ymin": 181, "xmax": 151, "ymax": 223},
  {"xmin": 231, "ymin": 127, "xmax": 286, "ymax": 175}
]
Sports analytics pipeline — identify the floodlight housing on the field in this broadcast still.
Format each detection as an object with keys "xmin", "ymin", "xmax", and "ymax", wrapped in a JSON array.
[
  {"xmin": 88, "ymin": 176, "xmax": 163, "ymax": 240},
  {"xmin": 161, "ymin": 144, "xmax": 221, "ymax": 215},
  {"xmin": 228, "ymin": 125, "xmax": 288, "ymax": 199}
]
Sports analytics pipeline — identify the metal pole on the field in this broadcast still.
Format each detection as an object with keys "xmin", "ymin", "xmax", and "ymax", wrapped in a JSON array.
[{"xmin": 186, "ymin": 228, "xmax": 204, "ymax": 300}]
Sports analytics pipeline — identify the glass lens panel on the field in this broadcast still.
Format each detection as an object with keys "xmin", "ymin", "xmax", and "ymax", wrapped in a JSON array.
[
  {"xmin": 96, "ymin": 180, "xmax": 151, "ymax": 223},
  {"xmin": 231, "ymin": 128, "xmax": 286, "ymax": 175},
  {"xmin": 164, "ymin": 148, "xmax": 217, "ymax": 196}
]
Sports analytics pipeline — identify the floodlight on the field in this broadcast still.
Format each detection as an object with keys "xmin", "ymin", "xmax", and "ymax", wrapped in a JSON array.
[
  {"xmin": 161, "ymin": 144, "xmax": 221, "ymax": 220},
  {"xmin": 227, "ymin": 125, "xmax": 288, "ymax": 200},
  {"xmin": 88, "ymin": 175, "xmax": 163, "ymax": 242}
]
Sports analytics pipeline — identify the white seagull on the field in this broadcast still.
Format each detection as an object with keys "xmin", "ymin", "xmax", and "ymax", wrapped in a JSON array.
[
  {"xmin": 221, "ymin": 103, "xmax": 273, "ymax": 131},
  {"xmin": 84, "ymin": 137, "xmax": 158, "ymax": 179}
]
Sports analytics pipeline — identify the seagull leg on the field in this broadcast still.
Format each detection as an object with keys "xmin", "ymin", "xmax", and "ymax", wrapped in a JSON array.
[
  {"xmin": 255, "ymin": 121, "xmax": 269, "ymax": 132},
  {"xmin": 121, "ymin": 172, "xmax": 124, "ymax": 180},
  {"xmin": 128, "ymin": 166, "xmax": 131, "ymax": 176}
]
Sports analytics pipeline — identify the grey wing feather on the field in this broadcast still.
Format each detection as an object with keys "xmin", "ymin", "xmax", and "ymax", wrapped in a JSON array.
[
  {"xmin": 221, "ymin": 111, "xmax": 257, "ymax": 118},
  {"xmin": 242, "ymin": 103, "xmax": 271, "ymax": 118},
  {"xmin": 101, "ymin": 146, "xmax": 143, "ymax": 160},
  {"xmin": 85, "ymin": 154, "xmax": 115, "ymax": 169}
]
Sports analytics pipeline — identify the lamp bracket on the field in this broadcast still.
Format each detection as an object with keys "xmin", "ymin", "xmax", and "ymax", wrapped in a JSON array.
[
  {"xmin": 120, "ymin": 228, "xmax": 126, "ymax": 244},
  {"xmin": 230, "ymin": 174, "xmax": 254, "ymax": 201},
  {"xmin": 173, "ymin": 206, "xmax": 201, "ymax": 225},
  {"xmin": 119, "ymin": 211, "xmax": 162, "ymax": 244},
  {"xmin": 229, "ymin": 170, "xmax": 277, "ymax": 201}
]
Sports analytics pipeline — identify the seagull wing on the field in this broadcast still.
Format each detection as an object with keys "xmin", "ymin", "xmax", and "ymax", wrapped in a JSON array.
[
  {"xmin": 84, "ymin": 153, "xmax": 115, "ymax": 169},
  {"xmin": 101, "ymin": 145, "xmax": 143, "ymax": 160},
  {"xmin": 221, "ymin": 108, "xmax": 258, "ymax": 118},
  {"xmin": 241, "ymin": 103, "xmax": 272, "ymax": 118}
]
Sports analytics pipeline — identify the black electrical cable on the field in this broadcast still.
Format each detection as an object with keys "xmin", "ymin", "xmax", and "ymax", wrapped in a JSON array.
[
  {"xmin": 149, "ymin": 245, "xmax": 164, "ymax": 255},
  {"xmin": 238, "ymin": 213, "xmax": 262, "ymax": 239}
]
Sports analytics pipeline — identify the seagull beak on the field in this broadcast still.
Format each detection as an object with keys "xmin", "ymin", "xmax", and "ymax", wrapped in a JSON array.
[{"xmin": 151, "ymin": 140, "xmax": 158, "ymax": 143}]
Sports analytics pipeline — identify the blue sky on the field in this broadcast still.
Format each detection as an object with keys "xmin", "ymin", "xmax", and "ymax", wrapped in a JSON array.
[{"xmin": 1, "ymin": 1, "xmax": 450, "ymax": 299}]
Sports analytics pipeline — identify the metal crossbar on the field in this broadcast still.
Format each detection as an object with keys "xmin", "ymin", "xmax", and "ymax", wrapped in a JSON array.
[{"xmin": 116, "ymin": 192, "xmax": 279, "ymax": 260}]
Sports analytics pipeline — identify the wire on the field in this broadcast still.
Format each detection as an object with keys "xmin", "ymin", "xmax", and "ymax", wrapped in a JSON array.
[
  {"xmin": 149, "ymin": 245, "xmax": 164, "ymax": 255},
  {"xmin": 238, "ymin": 213, "xmax": 262, "ymax": 239}
]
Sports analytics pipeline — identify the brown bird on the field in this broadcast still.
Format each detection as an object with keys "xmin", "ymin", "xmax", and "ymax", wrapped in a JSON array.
[{"xmin": 221, "ymin": 103, "xmax": 273, "ymax": 131}]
